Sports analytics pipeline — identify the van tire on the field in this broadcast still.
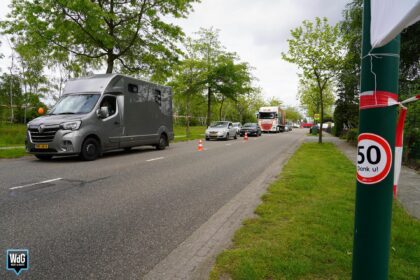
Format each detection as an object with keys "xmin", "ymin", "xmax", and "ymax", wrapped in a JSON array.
[
  {"xmin": 156, "ymin": 134, "xmax": 167, "ymax": 150},
  {"xmin": 80, "ymin": 137, "xmax": 100, "ymax": 161},
  {"xmin": 35, "ymin": 154, "xmax": 53, "ymax": 161}
]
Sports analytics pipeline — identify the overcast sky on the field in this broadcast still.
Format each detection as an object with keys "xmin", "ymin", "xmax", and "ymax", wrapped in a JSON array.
[{"xmin": 0, "ymin": 0, "xmax": 350, "ymax": 107}]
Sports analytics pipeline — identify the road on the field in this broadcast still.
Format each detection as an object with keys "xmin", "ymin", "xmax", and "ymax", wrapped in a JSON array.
[{"xmin": 0, "ymin": 129, "xmax": 305, "ymax": 279}]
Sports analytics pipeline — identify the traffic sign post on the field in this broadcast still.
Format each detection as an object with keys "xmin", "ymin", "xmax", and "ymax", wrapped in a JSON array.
[{"xmin": 352, "ymin": 0, "xmax": 400, "ymax": 279}]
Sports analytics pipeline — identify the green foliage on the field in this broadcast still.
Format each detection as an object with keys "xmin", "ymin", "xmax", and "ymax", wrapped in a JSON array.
[
  {"xmin": 171, "ymin": 28, "xmax": 259, "ymax": 127},
  {"xmin": 1, "ymin": 0, "xmax": 199, "ymax": 76},
  {"xmin": 210, "ymin": 143, "xmax": 420, "ymax": 279},
  {"xmin": 266, "ymin": 96, "xmax": 283, "ymax": 107},
  {"xmin": 298, "ymin": 79, "xmax": 335, "ymax": 117},
  {"xmin": 334, "ymin": 0, "xmax": 362, "ymax": 136},
  {"xmin": 400, "ymin": 22, "xmax": 420, "ymax": 168},
  {"xmin": 284, "ymin": 106, "xmax": 302, "ymax": 122},
  {"xmin": 346, "ymin": 128, "xmax": 358, "ymax": 145},
  {"xmin": 0, "ymin": 73, "xmax": 46, "ymax": 123},
  {"xmin": 282, "ymin": 17, "xmax": 343, "ymax": 143}
]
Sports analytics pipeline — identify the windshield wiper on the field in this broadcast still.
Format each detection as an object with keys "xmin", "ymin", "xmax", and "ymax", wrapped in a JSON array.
[{"xmin": 57, "ymin": 112, "xmax": 77, "ymax": 115}]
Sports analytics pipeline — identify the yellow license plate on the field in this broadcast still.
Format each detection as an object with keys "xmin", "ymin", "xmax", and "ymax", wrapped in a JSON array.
[{"xmin": 35, "ymin": 144, "xmax": 49, "ymax": 149}]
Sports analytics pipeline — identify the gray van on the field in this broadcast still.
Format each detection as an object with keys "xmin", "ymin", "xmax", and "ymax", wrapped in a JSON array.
[{"xmin": 26, "ymin": 74, "xmax": 174, "ymax": 161}]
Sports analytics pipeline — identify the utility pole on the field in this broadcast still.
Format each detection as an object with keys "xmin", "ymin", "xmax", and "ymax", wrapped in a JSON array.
[{"xmin": 352, "ymin": 0, "xmax": 400, "ymax": 279}]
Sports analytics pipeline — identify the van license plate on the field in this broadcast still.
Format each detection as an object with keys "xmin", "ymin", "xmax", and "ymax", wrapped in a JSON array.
[{"xmin": 35, "ymin": 144, "xmax": 49, "ymax": 149}]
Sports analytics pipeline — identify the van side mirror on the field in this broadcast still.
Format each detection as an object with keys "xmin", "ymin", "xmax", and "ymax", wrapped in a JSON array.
[{"xmin": 97, "ymin": 107, "xmax": 109, "ymax": 118}]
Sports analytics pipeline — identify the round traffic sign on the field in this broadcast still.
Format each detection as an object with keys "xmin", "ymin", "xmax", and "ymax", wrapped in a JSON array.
[{"xmin": 356, "ymin": 133, "xmax": 392, "ymax": 185}]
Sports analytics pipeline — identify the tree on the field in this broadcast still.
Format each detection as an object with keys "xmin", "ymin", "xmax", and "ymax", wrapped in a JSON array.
[
  {"xmin": 282, "ymin": 17, "xmax": 343, "ymax": 143},
  {"xmin": 170, "ymin": 37, "xmax": 207, "ymax": 136},
  {"xmin": 187, "ymin": 28, "xmax": 255, "ymax": 126},
  {"xmin": 210, "ymin": 54, "xmax": 253, "ymax": 120},
  {"xmin": 399, "ymin": 22, "xmax": 420, "ymax": 166},
  {"xmin": 194, "ymin": 27, "xmax": 224, "ymax": 126},
  {"xmin": 298, "ymin": 79, "xmax": 334, "ymax": 118},
  {"xmin": 0, "ymin": 73, "xmax": 46, "ymax": 123},
  {"xmin": 1, "ymin": 0, "xmax": 199, "ymax": 76},
  {"xmin": 266, "ymin": 96, "xmax": 283, "ymax": 107},
  {"xmin": 334, "ymin": 0, "xmax": 362, "ymax": 136},
  {"xmin": 284, "ymin": 106, "xmax": 302, "ymax": 122}
]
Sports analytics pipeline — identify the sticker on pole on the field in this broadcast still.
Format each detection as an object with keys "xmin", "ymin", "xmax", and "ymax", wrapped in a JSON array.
[{"xmin": 357, "ymin": 133, "xmax": 392, "ymax": 184}]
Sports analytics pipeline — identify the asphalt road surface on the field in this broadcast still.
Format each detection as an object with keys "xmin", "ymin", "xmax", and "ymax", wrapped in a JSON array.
[{"xmin": 0, "ymin": 129, "xmax": 306, "ymax": 279}]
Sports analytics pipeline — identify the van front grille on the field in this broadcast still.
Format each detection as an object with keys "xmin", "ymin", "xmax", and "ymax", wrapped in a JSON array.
[{"xmin": 29, "ymin": 126, "xmax": 59, "ymax": 143}]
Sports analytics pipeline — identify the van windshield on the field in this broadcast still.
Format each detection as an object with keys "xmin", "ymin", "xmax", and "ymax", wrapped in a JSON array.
[
  {"xmin": 259, "ymin": 112, "xmax": 276, "ymax": 119},
  {"xmin": 49, "ymin": 94, "xmax": 100, "ymax": 115}
]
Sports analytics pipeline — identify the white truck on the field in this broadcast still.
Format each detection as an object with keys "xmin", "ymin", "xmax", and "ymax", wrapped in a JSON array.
[{"xmin": 257, "ymin": 106, "xmax": 286, "ymax": 133}]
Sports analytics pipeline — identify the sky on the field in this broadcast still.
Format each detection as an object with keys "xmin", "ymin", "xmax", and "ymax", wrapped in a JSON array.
[{"xmin": 0, "ymin": 0, "xmax": 350, "ymax": 107}]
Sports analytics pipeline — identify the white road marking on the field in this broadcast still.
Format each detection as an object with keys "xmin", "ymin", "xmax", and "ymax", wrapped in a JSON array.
[
  {"xmin": 10, "ymin": 178, "xmax": 62, "ymax": 190},
  {"xmin": 146, "ymin": 157, "xmax": 164, "ymax": 162}
]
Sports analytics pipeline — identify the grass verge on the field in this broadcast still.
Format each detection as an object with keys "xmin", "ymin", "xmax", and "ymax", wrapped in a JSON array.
[
  {"xmin": 0, "ymin": 148, "xmax": 27, "ymax": 158},
  {"xmin": 210, "ymin": 143, "xmax": 420, "ymax": 279},
  {"xmin": 173, "ymin": 126, "xmax": 206, "ymax": 142},
  {"xmin": 0, "ymin": 123, "xmax": 26, "ymax": 147}
]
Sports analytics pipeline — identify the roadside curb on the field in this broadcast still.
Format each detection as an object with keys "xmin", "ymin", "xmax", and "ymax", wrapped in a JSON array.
[{"xmin": 144, "ymin": 134, "xmax": 305, "ymax": 280}]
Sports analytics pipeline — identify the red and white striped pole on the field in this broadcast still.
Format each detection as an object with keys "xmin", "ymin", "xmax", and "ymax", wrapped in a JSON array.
[{"xmin": 393, "ymin": 107, "xmax": 407, "ymax": 199}]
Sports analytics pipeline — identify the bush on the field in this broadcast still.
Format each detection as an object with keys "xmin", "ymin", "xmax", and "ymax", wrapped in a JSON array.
[{"xmin": 346, "ymin": 128, "xmax": 358, "ymax": 145}]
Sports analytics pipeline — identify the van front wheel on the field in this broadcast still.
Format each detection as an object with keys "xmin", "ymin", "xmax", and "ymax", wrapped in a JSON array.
[
  {"xmin": 80, "ymin": 137, "xmax": 100, "ymax": 161},
  {"xmin": 156, "ymin": 134, "xmax": 167, "ymax": 150}
]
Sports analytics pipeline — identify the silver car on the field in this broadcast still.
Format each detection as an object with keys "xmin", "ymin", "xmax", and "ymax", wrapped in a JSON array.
[
  {"xmin": 205, "ymin": 121, "xmax": 238, "ymax": 141},
  {"xmin": 232, "ymin": 122, "xmax": 242, "ymax": 135}
]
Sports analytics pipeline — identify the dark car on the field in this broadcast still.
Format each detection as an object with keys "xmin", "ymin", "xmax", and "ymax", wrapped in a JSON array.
[{"xmin": 239, "ymin": 123, "xmax": 262, "ymax": 137}]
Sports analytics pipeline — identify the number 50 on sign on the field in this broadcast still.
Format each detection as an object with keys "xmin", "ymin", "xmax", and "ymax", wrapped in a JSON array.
[{"xmin": 357, "ymin": 133, "xmax": 392, "ymax": 185}]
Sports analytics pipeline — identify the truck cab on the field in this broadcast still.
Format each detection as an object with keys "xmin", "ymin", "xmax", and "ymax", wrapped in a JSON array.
[{"xmin": 257, "ymin": 106, "xmax": 285, "ymax": 133}]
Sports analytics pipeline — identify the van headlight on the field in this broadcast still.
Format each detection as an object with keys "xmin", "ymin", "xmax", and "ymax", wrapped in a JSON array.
[{"xmin": 60, "ymin": 121, "xmax": 81, "ymax": 130}]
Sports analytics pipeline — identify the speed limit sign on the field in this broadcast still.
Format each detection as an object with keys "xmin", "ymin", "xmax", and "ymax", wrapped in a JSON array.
[{"xmin": 357, "ymin": 133, "xmax": 392, "ymax": 184}]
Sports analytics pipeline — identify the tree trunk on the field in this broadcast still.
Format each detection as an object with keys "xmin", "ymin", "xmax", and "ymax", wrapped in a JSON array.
[
  {"xmin": 186, "ymin": 94, "xmax": 190, "ymax": 138},
  {"xmin": 319, "ymin": 89, "xmax": 323, "ymax": 144},
  {"xmin": 106, "ymin": 53, "xmax": 115, "ymax": 73},
  {"xmin": 219, "ymin": 96, "xmax": 225, "ymax": 121},
  {"xmin": 206, "ymin": 87, "xmax": 211, "ymax": 126}
]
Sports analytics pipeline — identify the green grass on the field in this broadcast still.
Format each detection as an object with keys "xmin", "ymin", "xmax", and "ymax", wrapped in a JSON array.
[
  {"xmin": 173, "ymin": 126, "xmax": 206, "ymax": 142},
  {"xmin": 0, "ymin": 123, "xmax": 26, "ymax": 147},
  {"xmin": 0, "ymin": 148, "xmax": 27, "ymax": 158},
  {"xmin": 210, "ymin": 143, "xmax": 420, "ymax": 280}
]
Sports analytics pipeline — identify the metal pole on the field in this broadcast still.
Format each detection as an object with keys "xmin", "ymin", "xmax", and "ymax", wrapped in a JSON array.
[{"xmin": 352, "ymin": 0, "xmax": 400, "ymax": 279}]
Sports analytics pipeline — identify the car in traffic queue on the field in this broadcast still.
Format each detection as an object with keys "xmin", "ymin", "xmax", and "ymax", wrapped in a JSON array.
[
  {"xmin": 205, "ymin": 121, "xmax": 238, "ymax": 141},
  {"xmin": 239, "ymin": 123, "xmax": 262, "ymax": 137},
  {"xmin": 232, "ymin": 122, "xmax": 242, "ymax": 135},
  {"xmin": 26, "ymin": 74, "xmax": 173, "ymax": 161}
]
